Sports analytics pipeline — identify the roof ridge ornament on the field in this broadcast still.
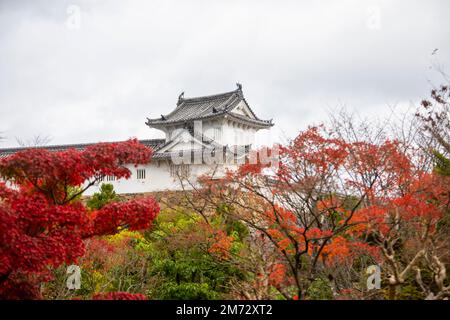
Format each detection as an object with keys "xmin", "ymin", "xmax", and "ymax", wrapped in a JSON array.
[
  {"xmin": 177, "ymin": 91, "xmax": 185, "ymax": 105},
  {"xmin": 235, "ymin": 83, "xmax": 244, "ymax": 99}
]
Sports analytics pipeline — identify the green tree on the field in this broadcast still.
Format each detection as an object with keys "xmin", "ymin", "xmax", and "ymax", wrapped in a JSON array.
[
  {"xmin": 143, "ymin": 209, "xmax": 246, "ymax": 300},
  {"xmin": 433, "ymin": 150, "xmax": 450, "ymax": 177},
  {"xmin": 417, "ymin": 85, "xmax": 450, "ymax": 177},
  {"xmin": 87, "ymin": 183, "xmax": 119, "ymax": 210}
]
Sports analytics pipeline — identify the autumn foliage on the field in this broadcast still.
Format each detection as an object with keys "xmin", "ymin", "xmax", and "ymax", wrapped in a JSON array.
[
  {"xmin": 0, "ymin": 139, "xmax": 159, "ymax": 299},
  {"xmin": 187, "ymin": 123, "xmax": 449, "ymax": 299},
  {"xmin": 92, "ymin": 292, "xmax": 147, "ymax": 300},
  {"xmin": 0, "ymin": 87, "xmax": 449, "ymax": 300}
]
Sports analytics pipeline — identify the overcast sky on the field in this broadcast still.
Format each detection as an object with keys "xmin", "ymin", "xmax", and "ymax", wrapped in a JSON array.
[{"xmin": 0, "ymin": 0, "xmax": 449, "ymax": 148}]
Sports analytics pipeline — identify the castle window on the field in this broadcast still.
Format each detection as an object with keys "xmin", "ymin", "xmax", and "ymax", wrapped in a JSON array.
[
  {"xmin": 170, "ymin": 164, "xmax": 191, "ymax": 178},
  {"xmin": 214, "ymin": 127, "xmax": 222, "ymax": 141},
  {"xmin": 137, "ymin": 169, "xmax": 146, "ymax": 180}
]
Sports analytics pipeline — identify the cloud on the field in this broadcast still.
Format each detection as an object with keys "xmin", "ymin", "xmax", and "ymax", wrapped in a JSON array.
[{"xmin": 0, "ymin": 0, "xmax": 449, "ymax": 147}]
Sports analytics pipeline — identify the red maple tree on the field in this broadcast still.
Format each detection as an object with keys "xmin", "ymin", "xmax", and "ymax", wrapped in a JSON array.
[{"xmin": 0, "ymin": 139, "xmax": 160, "ymax": 299}]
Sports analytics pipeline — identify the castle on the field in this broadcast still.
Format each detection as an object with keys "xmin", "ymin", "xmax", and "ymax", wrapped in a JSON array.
[{"xmin": 0, "ymin": 84, "xmax": 273, "ymax": 194}]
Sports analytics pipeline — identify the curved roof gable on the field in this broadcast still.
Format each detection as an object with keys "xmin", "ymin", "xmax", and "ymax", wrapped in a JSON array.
[{"xmin": 146, "ymin": 84, "xmax": 273, "ymax": 128}]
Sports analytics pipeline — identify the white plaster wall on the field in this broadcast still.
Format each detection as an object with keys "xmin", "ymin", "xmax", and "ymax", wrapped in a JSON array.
[
  {"xmin": 201, "ymin": 119, "xmax": 223, "ymax": 144},
  {"xmin": 222, "ymin": 120, "xmax": 256, "ymax": 146},
  {"xmin": 161, "ymin": 118, "xmax": 259, "ymax": 149},
  {"xmin": 79, "ymin": 112, "xmax": 267, "ymax": 196},
  {"xmin": 163, "ymin": 119, "xmax": 225, "ymax": 148},
  {"xmin": 83, "ymin": 161, "xmax": 237, "ymax": 196}
]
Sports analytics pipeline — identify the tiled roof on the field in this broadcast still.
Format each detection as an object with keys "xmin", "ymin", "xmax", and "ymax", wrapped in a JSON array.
[
  {"xmin": 152, "ymin": 145, "xmax": 251, "ymax": 160},
  {"xmin": 157, "ymin": 128, "xmax": 225, "ymax": 151},
  {"xmin": 0, "ymin": 139, "xmax": 166, "ymax": 158},
  {"xmin": 146, "ymin": 84, "xmax": 273, "ymax": 128}
]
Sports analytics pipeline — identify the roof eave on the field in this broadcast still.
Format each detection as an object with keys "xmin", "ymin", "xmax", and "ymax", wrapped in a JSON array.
[
  {"xmin": 146, "ymin": 112, "xmax": 228, "ymax": 127},
  {"xmin": 146, "ymin": 112, "xmax": 273, "ymax": 129},
  {"xmin": 225, "ymin": 113, "xmax": 274, "ymax": 128}
]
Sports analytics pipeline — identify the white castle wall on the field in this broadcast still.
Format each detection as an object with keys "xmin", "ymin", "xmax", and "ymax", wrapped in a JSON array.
[
  {"xmin": 221, "ymin": 119, "xmax": 256, "ymax": 146},
  {"xmin": 83, "ymin": 161, "xmax": 236, "ymax": 196},
  {"xmin": 161, "ymin": 118, "xmax": 257, "ymax": 149}
]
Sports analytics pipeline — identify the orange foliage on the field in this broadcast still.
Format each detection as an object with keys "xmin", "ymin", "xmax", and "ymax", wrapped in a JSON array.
[{"xmin": 208, "ymin": 230, "xmax": 234, "ymax": 260}]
